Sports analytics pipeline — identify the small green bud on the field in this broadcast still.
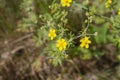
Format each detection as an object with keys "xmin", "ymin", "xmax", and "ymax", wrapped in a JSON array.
[{"xmin": 94, "ymin": 32, "xmax": 98, "ymax": 36}]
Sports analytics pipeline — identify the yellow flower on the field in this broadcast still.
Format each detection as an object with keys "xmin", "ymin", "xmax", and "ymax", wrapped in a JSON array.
[
  {"xmin": 118, "ymin": 8, "xmax": 120, "ymax": 15},
  {"xmin": 56, "ymin": 38, "xmax": 67, "ymax": 51},
  {"xmin": 105, "ymin": 0, "xmax": 112, "ymax": 8},
  {"xmin": 80, "ymin": 36, "xmax": 91, "ymax": 48},
  {"xmin": 61, "ymin": 0, "xmax": 72, "ymax": 7},
  {"xmin": 48, "ymin": 29, "xmax": 56, "ymax": 40}
]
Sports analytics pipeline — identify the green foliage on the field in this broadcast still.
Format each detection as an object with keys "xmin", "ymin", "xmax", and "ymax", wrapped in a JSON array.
[
  {"xmin": 19, "ymin": 0, "xmax": 37, "ymax": 31},
  {"xmin": 2, "ymin": 0, "xmax": 120, "ymax": 80},
  {"xmin": 0, "ymin": 0, "xmax": 22, "ymax": 38},
  {"xmin": 16, "ymin": 0, "xmax": 120, "ymax": 66},
  {"xmin": 91, "ymin": 25, "xmax": 107, "ymax": 44}
]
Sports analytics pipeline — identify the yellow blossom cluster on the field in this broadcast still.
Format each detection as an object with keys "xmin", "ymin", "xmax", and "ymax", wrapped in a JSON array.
[
  {"xmin": 48, "ymin": 29, "xmax": 67, "ymax": 51},
  {"xmin": 48, "ymin": 1, "xmax": 93, "ymax": 51},
  {"xmin": 48, "ymin": 29, "xmax": 92, "ymax": 50},
  {"xmin": 105, "ymin": 0, "xmax": 112, "ymax": 8},
  {"xmin": 61, "ymin": 0, "xmax": 72, "ymax": 7},
  {"xmin": 80, "ymin": 36, "xmax": 91, "ymax": 48}
]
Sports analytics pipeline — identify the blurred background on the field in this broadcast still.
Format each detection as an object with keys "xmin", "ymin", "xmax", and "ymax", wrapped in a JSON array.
[{"xmin": 0, "ymin": 0, "xmax": 120, "ymax": 80}]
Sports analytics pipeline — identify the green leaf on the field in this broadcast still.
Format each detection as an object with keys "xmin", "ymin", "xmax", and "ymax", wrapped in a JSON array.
[
  {"xmin": 91, "ymin": 25, "xmax": 107, "ymax": 44},
  {"xmin": 73, "ymin": 1, "xmax": 88, "ymax": 10}
]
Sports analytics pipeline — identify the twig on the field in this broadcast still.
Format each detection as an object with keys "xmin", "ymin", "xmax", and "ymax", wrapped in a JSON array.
[
  {"xmin": 111, "ymin": 7, "xmax": 116, "ymax": 17},
  {"xmin": 1, "ymin": 46, "xmax": 25, "ymax": 59},
  {"xmin": 0, "ymin": 33, "xmax": 33, "ymax": 55},
  {"xmin": 10, "ymin": 33, "xmax": 33, "ymax": 45},
  {"xmin": 72, "ymin": 22, "xmax": 90, "ymax": 40}
]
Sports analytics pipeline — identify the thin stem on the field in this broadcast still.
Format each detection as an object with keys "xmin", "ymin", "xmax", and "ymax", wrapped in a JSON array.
[
  {"xmin": 95, "ymin": 14, "xmax": 111, "ymax": 21},
  {"xmin": 111, "ymin": 6, "xmax": 116, "ymax": 17},
  {"xmin": 74, "ymin": 22, "xmax": 90, "ymax": 39},
  {"xmin": 82, "ymin": 22, "xmax": 90, "ymax": 35},
  {"xmin": 85, "ymin": 33, "xmax": 95, "ymax": 36}
]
